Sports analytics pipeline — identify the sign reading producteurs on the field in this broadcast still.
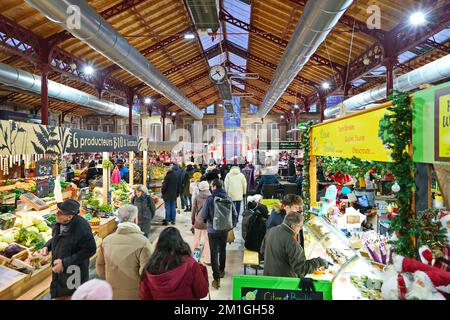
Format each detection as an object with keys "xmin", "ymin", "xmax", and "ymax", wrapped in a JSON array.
[
  {"xmin": 68, "ymin": 130, "xmax": 138, "ymax": 153},
  {"xmin": 0, "ymin": 119, "xmax": 146, "ymax": 155},
  {"xmin": 311, "ymin": 106, "xmax": 392, "ymax": 162}
]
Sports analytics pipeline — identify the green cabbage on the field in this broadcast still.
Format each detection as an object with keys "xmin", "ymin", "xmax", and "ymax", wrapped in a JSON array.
[
  {"xmin": 36, "ymin": 222, "xmax": 49, "ymax": 232},
  {"xmin": 26, "ymin": 226, "xmax": 39, "ymax": 234},
  {"xmin": 2, "ymin": 233, "xmax": 14, "ymax": 244}
]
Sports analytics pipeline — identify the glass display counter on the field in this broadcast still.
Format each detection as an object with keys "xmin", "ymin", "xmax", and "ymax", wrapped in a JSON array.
[{"xmin": 303, "ymin": 216, "xmax": 384, "ymax": 300}]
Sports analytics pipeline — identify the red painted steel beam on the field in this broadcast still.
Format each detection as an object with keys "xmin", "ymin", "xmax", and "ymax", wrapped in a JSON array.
[
  {"xmin": 425, "ymin": 39, "xmax": 450, "ymax": 54},
  {"xmin": 220, "ymin": 9, "xmax": 345, "ymax": 71}
]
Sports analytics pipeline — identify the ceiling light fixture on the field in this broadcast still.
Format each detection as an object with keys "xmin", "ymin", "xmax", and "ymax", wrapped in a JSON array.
[
  {"xmin": 410, "ymin": 11, "xmax": 426, "ymax": 25},
  {"xmin": 144, "ymin": 97, "xmax": 152, "ymax": 104},
  {"xmin": 294, "ymin": 104, "xmax": 299, "ymax": 109},
  {"xmin": 184, "ymin": 33, "xmax": 195, "ymax": 40},
  {"xmin": 322, "ymin": 82, "xmax": 330, "ymax": 89},
  {"xmin": 84, "ymin": 65, "xmax": 94, "ymax": 75}
]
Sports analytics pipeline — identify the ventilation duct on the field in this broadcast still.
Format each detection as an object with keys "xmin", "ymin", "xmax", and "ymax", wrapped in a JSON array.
[
  {"xmin": 0, "ymin": 62, "xmax": 138, "ymax": 118},
  {"xmin": 257, "ymin": 0, "xmax": 353, "ymax": 118},
  {"xmin": 324, "ymin": 54, "xmax": 450, "ymax": 118},
  {"xmin": 25, "ymin": 0, "xmax": 204, "ymax": 120}
]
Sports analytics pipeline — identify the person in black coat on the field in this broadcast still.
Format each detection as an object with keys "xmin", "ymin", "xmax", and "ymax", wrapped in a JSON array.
[
  {"xmin": 162, "ymin": 168, "xmax": 180, "ymax": 225},
  {"xmin": 38, "ymin": 199, "xmax": 96, "ymax": 299},
  {"xmin": 86, "ymin": 160, "xmax": 101, "ymax": 183},
  {"xmin": 244, "ymin": 196, "xmax": 269, "ymax": 256}
]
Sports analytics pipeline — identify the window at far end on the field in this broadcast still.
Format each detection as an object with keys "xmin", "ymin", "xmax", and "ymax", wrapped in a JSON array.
[
  {"xmin": 203, "ymin": 104, "xmax": 216, "ymax": 115},
  {"xmin": 249, "ymin": 104, "xmax": 258, "ymax": 113}
]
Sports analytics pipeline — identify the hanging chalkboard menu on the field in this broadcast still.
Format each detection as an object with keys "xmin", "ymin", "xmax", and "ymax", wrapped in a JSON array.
[{"xmin": 36, "ymin": 158, "xmax": 53, "ymax": 177}]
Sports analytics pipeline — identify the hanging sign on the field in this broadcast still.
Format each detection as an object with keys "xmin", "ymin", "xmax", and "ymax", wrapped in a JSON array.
[
  {"xmin": 259, "ymin": 141, "xmax": 302, "ymax": 150},
  {"xmin": 412, "ymin": 82, "xmax": 450, "ymax": 164},
  {"xmin": 0, "ymin": 119, "xmax": 148, "ymax": 155},
  {"xmin": 311, "ymin": 106, "xmax": 392, "ymax": 162},
  {"xmin": 233, "ymin": 275, "xmax": 332, "ymax": 301},
  {"xmin": 36, "ymin": 179, "xmax": 50, "ymax": 197}
]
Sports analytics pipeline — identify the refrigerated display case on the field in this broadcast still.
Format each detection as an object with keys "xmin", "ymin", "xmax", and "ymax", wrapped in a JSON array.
[{"xmin": 303, "ymin": 216, "xmax": 385, "ymax": 300}]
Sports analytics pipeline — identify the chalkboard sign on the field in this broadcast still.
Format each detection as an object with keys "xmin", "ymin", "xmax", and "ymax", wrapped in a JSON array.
[
  {"xmin": 233, "ymin": 275, "xmax": 332, "ymax": 300},
  {"xmin": 241, "ymin": 287, "xmax": 324, "ymax": 301},
  {"xmin": 36, "ymin": 158, "xmax": 53, "ymax": 177},
  {"xmin": 36, "ymin": 179, "xmax": 50, "ymax": 197}
]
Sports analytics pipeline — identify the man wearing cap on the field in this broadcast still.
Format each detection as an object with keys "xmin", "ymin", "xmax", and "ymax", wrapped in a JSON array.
[{"xmin": 39, "ymin": 199, "xmax": 97, "ymax": 300}]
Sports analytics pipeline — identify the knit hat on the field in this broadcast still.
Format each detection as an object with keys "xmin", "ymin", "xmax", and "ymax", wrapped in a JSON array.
[
  {"xmin": 56, "ymin": 198, "xmax": 80, "ymax": 215},
  {"xmin": 71, "ymin": 279, "xmax": 113, "ymax": 300},
  {"xmin": 199, "ymin": 181, "xmax": 210, "ymax": 191}
]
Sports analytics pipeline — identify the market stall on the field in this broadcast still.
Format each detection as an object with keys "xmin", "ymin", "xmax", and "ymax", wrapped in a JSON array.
[
  {"xmin": 0, "ymin": 119, "xmax": 155, "ymax": 299},
  {"xmin": 298, "ymin": 83, "xmax": 450, "ymax": 300}
]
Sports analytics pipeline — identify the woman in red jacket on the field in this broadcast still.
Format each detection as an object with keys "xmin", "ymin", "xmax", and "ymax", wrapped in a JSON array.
[{"xmin": 140, "ymin": 227, "xmax": 209, "ymax": 300}]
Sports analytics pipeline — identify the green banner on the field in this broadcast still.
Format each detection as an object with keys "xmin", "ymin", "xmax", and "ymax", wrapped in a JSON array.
[
  {"xmin": 232, "ymin": 275, "xmax": 332, "ymax": 300},
  {"xmin": 412, "ymin": 82, "xmax": 450, "ymax": 164}
]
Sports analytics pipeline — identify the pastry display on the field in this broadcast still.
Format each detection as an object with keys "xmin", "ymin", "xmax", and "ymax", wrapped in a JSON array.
[
  {"xmin": 326, "ymin": 248, "xmax": 348, "ymax": 265},
  {"xmin": 349, "ymin": 275, "xmax": 383, "ymax": 300}
]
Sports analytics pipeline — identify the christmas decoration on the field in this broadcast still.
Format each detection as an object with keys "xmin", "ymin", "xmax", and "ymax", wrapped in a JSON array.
[
  {"xmin": 299, "ymin": 121, "xmax": 317, "ymax": 217},
  {"xmin": 378, "ymin": 91, "xmax": 415, "ymax": 258}
]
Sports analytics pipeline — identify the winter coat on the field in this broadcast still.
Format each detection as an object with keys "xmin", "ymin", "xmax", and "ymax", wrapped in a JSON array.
[
  {"xmin": 200, "ymin": 188, "xmax": 238, "ymax": 234},
  {"xmin": 172, "ymin": 164, "xmax": 185, "ymax": 192},
  {"xmin": 96, "ymin": 222, "xmax": 152, "ymax": 300},
  {"xmin": 224, "ymin": 167, "xmax": 247, "ymax": 201},
  {"xmin": 44, "ymin": 214, "xmax": 96, "ymax": 298},
  {"xmin": 256, "ymin": 174, "xmax": 279, "ymax": 193},
  {"xmin": 191, "ymin": 189, "xmax": 211, "ymax": 228},
  {"xmin": 132, "ymin": 194, "xmax": 156, "ymax": 236},
  {"xmin": 181, "ymin": 171, "xmax": 193, "ymax": 196},
  {"xmin": 266, "ymin": 205, "xmax": 286, "ymax": 229},
  {"xmin": 262, "ymin": 223, "xmax": 323, "ymax": 278},
  {"xmin": 161, "ymin": 169, "xmax": 180, "ymax": 201},
  {"xmin": 205, "ymin": 166, "xmax": 220, "ymax": 182},
  {"xmin": 140, "ymin": 256, "xmax": 209, "ymax": 300},
  {"xmin": 242, "ymin": 202, "xmax": 269, "ymax": 240},
  {"xmin": 244, "ymin": 202, "xmax": 269, "ymax": 252}
]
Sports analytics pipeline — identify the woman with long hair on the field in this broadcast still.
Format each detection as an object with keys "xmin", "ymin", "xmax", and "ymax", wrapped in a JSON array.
[{"xmin": 139, "ymin": 227, "xmax": 209, "ymax": 300}]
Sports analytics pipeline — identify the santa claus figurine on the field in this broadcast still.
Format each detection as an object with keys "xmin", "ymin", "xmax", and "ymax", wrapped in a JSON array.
[{"xmin": 381, "ymin": 254, "xmax": 450, "ymax": 300}]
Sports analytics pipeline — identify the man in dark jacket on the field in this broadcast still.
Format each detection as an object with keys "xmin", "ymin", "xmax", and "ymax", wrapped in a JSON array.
[
  {"xmin": 244, "ymin": 198, "xmax": 269, "ymax": 254},
  {"xmin": 162, "ymin": 167, "xmax": 179, "ymax": 225},
  {"xmin": 263, "ymin": 211, "xmax": 328, "ymax": 278},
  {"xmin": 267, "ymin": 194, "xmax": 305, "ymax": 248},
  {"xmin": 256, "ymin": 171, "xmax": 279, "ymax": 194},
  {"xmin": 201, "ymin": 179, "xmax": 238, "ymax": 290},
  {"xmin": 38, "ymin": 199, "xmax": 96, "ymax": 299}
]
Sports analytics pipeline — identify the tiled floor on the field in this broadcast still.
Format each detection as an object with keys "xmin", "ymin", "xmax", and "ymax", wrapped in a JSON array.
[{"xmin": 147, "ymin": 204, "xmax": 249, "ymax": 300}]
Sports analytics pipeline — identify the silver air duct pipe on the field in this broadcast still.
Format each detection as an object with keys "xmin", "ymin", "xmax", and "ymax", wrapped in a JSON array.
[
  {"xmin": 257, "ymin": 0, "xmax": 353, "ymax": 118},
  {"xmin": 0, "ymin": 62, "xmax": 138, "ymax": 118},
  {"xmin": 25, "ymin": 0, "xmax": 204, "ymax": 120},
  {"xmin": 325, "ymin": 54, "xmax": 450, "ymax": 118}
]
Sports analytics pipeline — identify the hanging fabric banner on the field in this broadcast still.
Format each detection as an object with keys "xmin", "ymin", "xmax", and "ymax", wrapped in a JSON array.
[{"xmin": 0, "ymin": 119, "xmax": 147, "ymax": 155}]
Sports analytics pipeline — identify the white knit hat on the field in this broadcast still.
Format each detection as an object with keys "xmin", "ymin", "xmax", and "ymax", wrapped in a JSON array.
[
  {"xmin": 199, "ymin": 181, "xmax": 210, "ymax": 191},
  {"xmin": 71, "ymin": 279, "xmax": 113, "ymax": 300}
]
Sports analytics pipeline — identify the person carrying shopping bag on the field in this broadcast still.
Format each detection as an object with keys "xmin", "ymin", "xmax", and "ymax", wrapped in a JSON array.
[{"xmin": 191, "ymin": 181, "xmax": 211, "ymax": 265}]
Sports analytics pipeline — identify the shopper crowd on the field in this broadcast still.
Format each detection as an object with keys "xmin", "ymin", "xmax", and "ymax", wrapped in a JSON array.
[{"xmin": 40, "ymin": 155, "xmax": 326, "ymax": 300}]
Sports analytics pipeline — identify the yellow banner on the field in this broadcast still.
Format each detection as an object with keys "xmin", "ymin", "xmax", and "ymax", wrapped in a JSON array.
[
  {"xmin": 311, "ymin": 107, "xmax": 392, "ymax": 162},
  {"xmin": 436, "ymin": 88, "xmax": 450, "ymax": 161}
]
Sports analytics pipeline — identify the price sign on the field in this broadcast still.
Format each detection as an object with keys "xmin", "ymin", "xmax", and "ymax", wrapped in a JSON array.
[
  {"xmin": 36, "ymin": 179, "xmax": 50, "ymax": 197},
  {"xmin": 36, "ymin": 158, "xmax": 53, "ymax": 177}
]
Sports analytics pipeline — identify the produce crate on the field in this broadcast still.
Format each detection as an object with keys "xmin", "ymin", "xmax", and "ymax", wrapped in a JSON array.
[
  {"xmin": 0, "ymin": 213, "xmax": 17, "ymax": 230},
  {"xmin": 0, "ymin": 193, "xmax": 15, "ymax": 205}
]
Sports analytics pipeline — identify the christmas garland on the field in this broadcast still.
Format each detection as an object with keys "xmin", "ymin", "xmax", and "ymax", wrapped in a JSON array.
[
  {"xmin": 378, "ymin": 91, "xmax": 416, "ymax": 258},
  {"xmin": 410, "ymin": 208, "xmax": 448, "ymax": 255},
  {"xmin": 318, "ymin": 156, "xmax": 388, "ymax": 184},
  {"xmin": 299, "ymin": 121, "xmax": 318, "ymax": 216}
]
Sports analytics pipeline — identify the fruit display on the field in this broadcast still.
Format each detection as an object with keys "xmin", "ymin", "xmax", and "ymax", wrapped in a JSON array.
[
  {"xmin": 89, "ymin": 217, "xmax": 100, "ymax": 227},
  {"xmin": 112, "ymin": 181, "xmax": 132, "ymax": 208},
  {"xmin": 149, "ymin": 165, "xmax": 167, "ymax": 181}
]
